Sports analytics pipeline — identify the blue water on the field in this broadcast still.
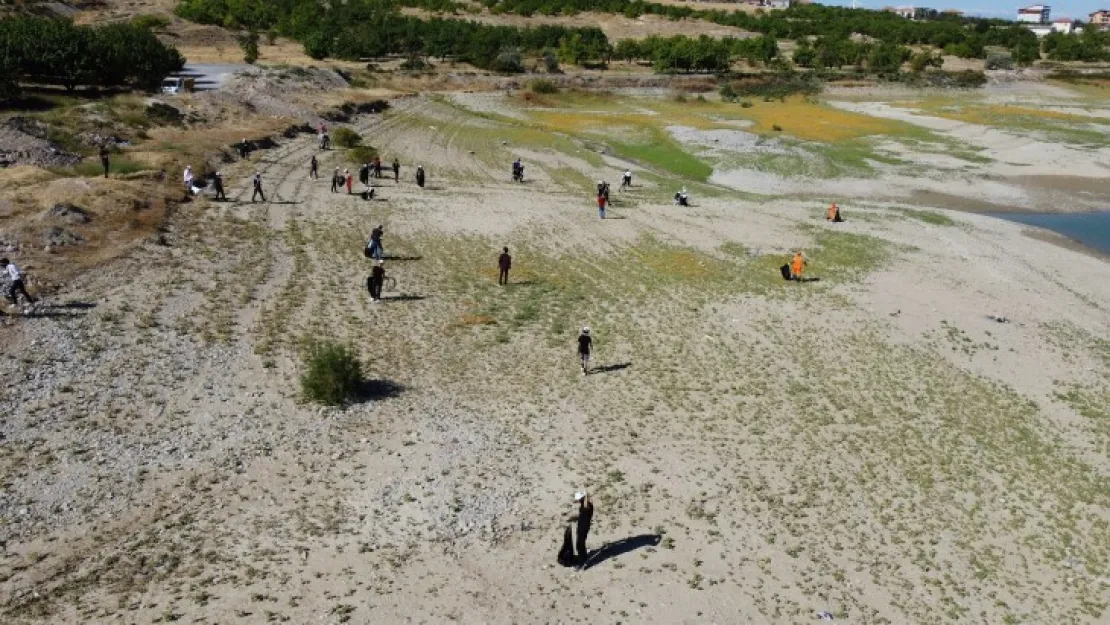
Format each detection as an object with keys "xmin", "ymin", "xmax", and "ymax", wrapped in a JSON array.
[{"xmin": 992, "ymin": 211, "xmax": 1110, "ymax": 255}]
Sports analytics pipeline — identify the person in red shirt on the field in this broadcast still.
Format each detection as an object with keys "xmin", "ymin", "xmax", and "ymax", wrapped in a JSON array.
[
  {"xmin": 597, "ymin": 193, "xmax": 606, "ymax": 219},
  {"xmin": 345, "ymin": 169, "xmax": 353, "ymax": 194}
]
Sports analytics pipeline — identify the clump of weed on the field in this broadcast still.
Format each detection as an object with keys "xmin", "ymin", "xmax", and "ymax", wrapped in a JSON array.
[
  {"xmin": 529, "ymin": 78, "xmax": 559, "ymax": 95},
  {"xmin": 331, "ymin": 127, "xmax": 362, "ymax": 149},
  {"xmin": 301, "ymin": 341, "xmax": 364, "ymax": 406},
  {"xmin": 348, "ymin": 144, "xmax": 378, "ymax": 165}
]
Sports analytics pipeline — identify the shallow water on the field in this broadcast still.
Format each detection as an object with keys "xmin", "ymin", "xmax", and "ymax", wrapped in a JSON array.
[{"xmin": 992, "ymin": 211, "xmax": 1110, "ymax": 255}]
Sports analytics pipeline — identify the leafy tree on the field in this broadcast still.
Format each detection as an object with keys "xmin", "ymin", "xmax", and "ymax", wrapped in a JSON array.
[
  {"xmin": 490, "ymin": 47, "xmax": 524, "ymax": 73},
  {"xmin": 238, "ymin": 30, "xmax": 260, "ymax": 64}
]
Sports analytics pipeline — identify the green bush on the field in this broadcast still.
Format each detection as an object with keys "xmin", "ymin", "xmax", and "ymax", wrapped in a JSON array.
[
  {"xmin": 132, "ymin": 14, "xmax": 171, "ymax": 31},
  {"xmin": 332, "ymin": 127, "xmax": 362, "ymax": 148},
  {"xmin": 238, "ymin": 31, "xmax": 260, "ymax": 64},
  {"xmin": 301, "ymin": 341, "xmax": 364, "ymax": 406},
  {"xmin": 529, "ymin": 78, "xmax": 559, "ymax": 94},
  {"xmin": 718, "ymin": 82, "xmax": 738, "ymax": 102},
  {"xmin": 348, "ymin": 144, "xmax": 379, "ymax": 164},
  {"xmin": 490, "ymin": 47, "xmax": 524, "ymax": 73},
  {"xmin": 542, "ymin": 49, "xmax": 560, "ymax": 72},
  {"xmin": 984, "ymin": 52, "xmax": 1014, "ymax": 70}
]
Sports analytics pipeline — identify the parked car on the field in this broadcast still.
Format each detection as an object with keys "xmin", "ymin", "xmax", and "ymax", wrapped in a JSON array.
[{"xmin": 161, "ymin": 76, "xmax": 194, "ymax": 94}]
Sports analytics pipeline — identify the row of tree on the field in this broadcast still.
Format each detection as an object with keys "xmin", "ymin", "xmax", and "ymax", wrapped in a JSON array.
[
  {"xmin": 174, "ymin": 0, "xmax": 610, "ymax": 69},
  {"xmin": 0, "ymin": 18, "xmax": 184, "ymax": 95},
  {"xmin": 1042, "ymin": 28, "xmax": 1110, "ymax": 62},
  {"xmin": 479, "ymin": 1, "xmax": 1048, "ymax": 60},
  {"xmin": 612, "ymin": 35, "xmax": 779, "ymax": 73}
]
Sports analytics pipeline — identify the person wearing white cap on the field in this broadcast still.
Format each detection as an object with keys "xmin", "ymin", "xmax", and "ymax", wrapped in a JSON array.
[
  {"xmin": 213, "ymin": 171, "xmax": 226, "ymax": 201},
  {"xmin": 577, "ymin": 326, "xmax": 592, "ymax": 374},
  {"xmin": 573, "ymin": 491, "xmax": 593, "ymax": 568},
  {"xmin": 251, "ymin": 171, "xmax": 265, "ymax": 202}
]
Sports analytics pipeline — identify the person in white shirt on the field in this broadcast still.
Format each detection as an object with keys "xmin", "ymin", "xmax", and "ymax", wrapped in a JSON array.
[
  {"xmin": 183, "ymin": 165, "xmax": 194, "ymax": 197},
  {"xmin": 1, "ymin": 258, "xmax": 35, "ymax": 308},
  {"xmin": 620, "ymin": 170, "xmax": 632, "ymax": 191}
]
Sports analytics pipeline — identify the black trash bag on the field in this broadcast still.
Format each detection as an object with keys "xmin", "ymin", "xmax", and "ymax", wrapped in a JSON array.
[
  {"xmin": 780, "ymin": 264, "xmax": 793, "ymax": 281},
  {"xmin": 557, "ymin": 524, "xmax": 576, "ymax": 567}
]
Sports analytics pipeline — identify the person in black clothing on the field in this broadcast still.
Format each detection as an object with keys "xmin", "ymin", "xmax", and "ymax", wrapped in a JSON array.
[
  {"xmin": 239, "ymin": 139, "xmax": 249, "ymax": 159},
  {"xmin": 498, "ymin": 247, "xmax": 511, "ymax": 286},
  {"xmin": 415, "ymin": 166, "xmax": 425, "ymax": 188},
  {"xmin": 366, "ymin": 225, "xmax": 384, "ymax": 261},
  {"xmin": 213, "ymin": 171, "xmax": 227, "ymax": 201},
  {"xmin": 99, "ymin": 145, "xmax": 110, "ymax": 178},
  {"xmin": 251, "ymin": 172, "xmax": 265, "ymax": 202},
  {"xmin": 359, "ymin": 162, "xmax": 370, "ymax": 187},
  {"xmin": 310, "ymin": 154, "xmax": 319, "ymax": 180},
  {"xmin": 557, "ymin": 524, "xmax": 576, "ymax": 567},
  {"xmin": 331, "ymin": 168, "xmax": 341, "ymax": 193},
  {"xmin": 577, "ymin": 326, "xmax": 592, "ymax": 374},
  {"xmin": 392, "ymin": 158, "xmax": 400, "ymax": 182},
  {"xmin": 574, "ymin": 492, "xmax": 593, "ymax": 569},
  {"xmin": 367, "ymin": 260, "xmax": 385, "ymax": 302}
]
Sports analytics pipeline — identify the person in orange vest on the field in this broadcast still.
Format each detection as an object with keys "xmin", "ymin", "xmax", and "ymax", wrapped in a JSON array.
[
  {"xmin": 827, "ymin": 202, "xmax": 843, "ymax": 222},
  {"xmin": 792, "ymin": 251, "xmax": 807, "ymax": 281}
]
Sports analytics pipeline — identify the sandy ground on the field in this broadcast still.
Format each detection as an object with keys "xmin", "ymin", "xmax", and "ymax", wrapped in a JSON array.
[{"xmin": 1, "ymin": 93, "xmax": 1108, "ymax": 624}]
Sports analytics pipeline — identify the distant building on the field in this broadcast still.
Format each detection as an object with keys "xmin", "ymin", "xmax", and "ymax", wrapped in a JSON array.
[
  {"xmin": 885, "ymin": 6, "xmax": 917, "ymax": 19},
  {"xmin": 1091, "ymin": 9, "xmax": 1110, "ymax": 29},
  {"xmin": 1017, "ymin": 4, "xmax": 1050, "ymax": 24},
  {"xmin": 941, "ymin": 9, "xmax": 963, "ymax": 16},
  {"xmin": 1051, "ymin": 18, "xmax": 1078, "ymax": 34}
]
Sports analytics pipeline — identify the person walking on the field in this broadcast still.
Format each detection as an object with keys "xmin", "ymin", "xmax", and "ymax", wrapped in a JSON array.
[
  {"xmin": 1, "ymin": 258, "xmax": 35, "ymax": 309},
  {"xmin": 183, "ymin": 165, "xmax": 194, "ymax": 198},
  {"xmin": 392, "ymin": 158, "xmax": 400, "ymax": 182},
  {"xmin": 331, "ymin": 168, "xmax": 341, "ymax": 193},
  {"xmin": 310, "ymin": 154, "xmax": 319, "ymax": 180},
  {"xmin": 251, "ymin": 172, "xmax": 266, "ymax": 202},
  {"xmin": 359, "ymin": 162, "xmax": 370, "ymax": 187},
  {"xmin": 345, "ymin": 169, "xmax": 353, "ymax": 195},
  {"xmin": 99, "ymin": 145, "xmax": 111, "ymax": 178},
  {"xmin": 577, "ymin": 326, "xmax": 592, "ymax": 374},
  {"xmin": 415, "ymin": 165, "xmax": 425, "ymax": 188},
  {"xmin": 573, "ymin": 491, "xmax": 594, "ymax": 569},
  {"xmin": 498, "ymin": 247, "xmax": 512, "ymax": 286},
  {"xmin": 597, "ymin": 192, "xmax": 606, "ymax": 220},
  {"xmin": 366, "ymin": 225, "xmax": 384, "ymax": 261},
  {"xmin": 238, "ymin": 139, "xmax": 249, "ymax": 159},
  {"xmin": 213, "ymin": 171, "xmax": 227, "ymax": 201},
  {"xmin": 367, "ymin": 260, "xmax": 385, "ymax": 302},
  {"xmin": 620, "ymin": 170, "xmax": 632, "ymax": 191}
]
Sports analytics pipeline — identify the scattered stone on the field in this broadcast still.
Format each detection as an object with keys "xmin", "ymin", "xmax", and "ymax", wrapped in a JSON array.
[
  {"xmin": 46, "ymin": 203, "xmax": 92, "ymax": 224},
  {"xmin": 42, "ymin": 226, "xmax": 86, "ymax": 248}
]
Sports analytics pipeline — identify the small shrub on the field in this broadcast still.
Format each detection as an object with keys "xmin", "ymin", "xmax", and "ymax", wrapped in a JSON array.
[
  {"xmin": 348, "ymin": 145, "xmax": 378, "ymax": 164},
  {"xmin": 985, "ymin": 52, "xmax": 1014, "ymax": 71},
  {"xmin": 740, "ymin": 100, "xmax": 753, "ymax": 108},
  {"xmin": 132, "ymin": 14, "xmax": 171, "ymax": 31},
  {"xmin": 490, "ymin": 47, "xmax": 524, "ymax": 74},
  {"xmin": 238, "ymin": 31, "xmax": 260, "ymax": 64},
  {"xmin": 529, "ymin": 78, "xmax": 559, "ymax": 94},
  {"xmin": 332, "ymin": 127, "xmax": 362, "ymax": 148},
  {"xmin": 301, "ymin": 341, "xmax": 364, "ymax": 406},
  {"xmin": 772, "ymin": 124, "xmax": 783, "ymax": 132},
  {"xmin": 400, "ymin": 56, "xmax": 432, "ymax": 71},
  {"xmin": 719, "ymin": 82, "xmax": 738, "ymax": 102},
  {"xmin": 542, "ymin": 49, "xmax": 560, "ymax": 73},
  {"xmin": 671, "ymin": 91, "xmax": 688, "ymax": 103}
]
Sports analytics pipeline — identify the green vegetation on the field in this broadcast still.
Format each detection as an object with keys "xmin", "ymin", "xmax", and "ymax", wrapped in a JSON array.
[
  {"xmin": 131, "ymin": 14, "xmax": 172, "ymax": 31},
  {"xmin": 613, "ymin": 34, "xmax": 778, "ymax": 73},
  {"xmin": 174, "ymin": 0, "xmax": 610, "ymax": 70},
  {"xmin": 72, "ymin": 157, "xmax": 146, "ymax": 177},
  {"xmin": 0, "ymin": 18, "xmax": 184, "ymax": 98},
  {"xmin": 1042, "ymin": 28, "xmax": 1110, "ymax": 62},
  {"xmin": 528, "ymin": 78, "xmax": 559, "ymax": 94},
  {"xmin": 331, "ymin": 127, "xmax": 363, "ymax": 148},
  {"xmin": 300, "ymin": 341, "xmax": 365, "ymax": 406},
  {"xmin": 902, "ymin": 208, "xmax": 956, "ymax": 226},
  {"xmin": 348, "ymin": 144, "xmax": 379, "ymax": 164},
  {"xmin": 482, "ymin": 0, "xmax": 1040, "ymax": 60}
]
